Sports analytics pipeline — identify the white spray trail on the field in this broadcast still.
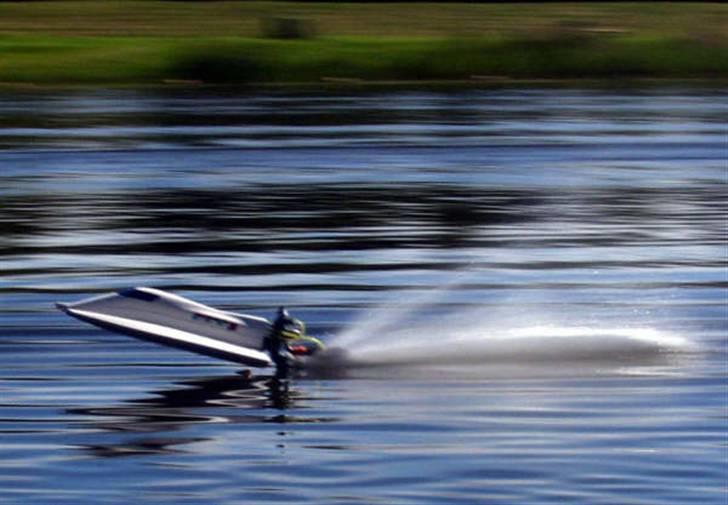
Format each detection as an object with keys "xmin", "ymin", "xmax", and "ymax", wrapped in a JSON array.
[{"xmin": 323, "ymin": 285, "xmax": 692, "ymax": 374}]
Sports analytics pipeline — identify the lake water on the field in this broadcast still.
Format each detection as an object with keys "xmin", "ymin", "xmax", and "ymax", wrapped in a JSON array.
[{"xmin": 1, "ymin": 87, "xmax": 726, "ymax": 504}]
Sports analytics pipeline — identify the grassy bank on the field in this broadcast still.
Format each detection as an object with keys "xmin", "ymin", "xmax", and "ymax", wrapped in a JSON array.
[
  {"xmin": 1, "ymin": 1, "xmax": 726, "ymax": 39},
  {"xmin": 1, "ymin": 34, "xmax": 726, "ymax": 85},
  {"xmin": 0, "ymin": 2, "xmax": 726, "ymax": 85}
]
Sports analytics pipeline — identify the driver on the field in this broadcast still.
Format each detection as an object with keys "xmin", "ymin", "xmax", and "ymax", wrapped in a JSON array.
[
  {"xmin": 264, "ymin": 307, "xmax": 325, "ymax": 378},
  {"xmin": 264, "ymin": 307, "xmax": 305, "ymax": 377},
  {"xmin": 274, "ymin": 307, "xmax": 306, "ymax": 340}
]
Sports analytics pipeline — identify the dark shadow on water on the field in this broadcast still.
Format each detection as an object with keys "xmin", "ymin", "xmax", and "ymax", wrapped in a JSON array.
[{"xmin": 67, "ymin": 371, "xmax": 333, "ymax": 458}]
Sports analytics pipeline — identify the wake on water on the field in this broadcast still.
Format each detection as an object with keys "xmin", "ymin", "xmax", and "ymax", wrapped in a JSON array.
[{"xmin": 310, "ymin": 287, "xmax": 692, "ymax": 378}]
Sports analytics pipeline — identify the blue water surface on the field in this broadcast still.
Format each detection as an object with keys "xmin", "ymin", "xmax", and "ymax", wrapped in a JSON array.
[{"xmin": 0, "ymin": 87, "xmax": 726, "ymax": 504}]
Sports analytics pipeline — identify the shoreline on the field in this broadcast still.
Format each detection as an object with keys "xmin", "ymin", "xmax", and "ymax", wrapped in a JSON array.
[{"xmin": 0, "ymin": 77, "xmax": 727, "ymax": 93}]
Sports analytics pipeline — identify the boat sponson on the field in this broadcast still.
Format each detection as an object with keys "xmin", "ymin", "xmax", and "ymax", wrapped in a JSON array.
[{"xmin": 60, "ymin": 305, "xmax": 272, "ymax": 368}]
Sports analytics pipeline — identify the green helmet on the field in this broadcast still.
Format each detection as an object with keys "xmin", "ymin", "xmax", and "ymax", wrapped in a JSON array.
[{"xmin": 280, "ymin": 317, "xmax": 305, "ymax": 339}]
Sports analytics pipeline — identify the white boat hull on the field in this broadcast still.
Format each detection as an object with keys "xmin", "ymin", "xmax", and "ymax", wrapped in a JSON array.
[{"xmin": 57, "ymin": 288, "xmax": 273, "ymax": 368}]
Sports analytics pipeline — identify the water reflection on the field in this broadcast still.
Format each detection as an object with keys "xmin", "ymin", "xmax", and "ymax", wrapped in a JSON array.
[
  {"xmin": 2, "ymin": 89, "xmax": 725, "ymax": 300},
  {"xmin": 67, "ymin": 372, "xmax": 330, "ymax": 458},
  {"xmin": 0, "ymin": 88, "xmax": 725, "ymax": 151},
  {"xmin": 3, "ymin": 183, "xmax": 724, "ymax": 255}
]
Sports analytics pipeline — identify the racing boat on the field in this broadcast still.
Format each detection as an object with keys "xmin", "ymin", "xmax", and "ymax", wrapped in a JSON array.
[{"xmin": 56, "ymin": 287, "xmax": 325, "ymax": 371}]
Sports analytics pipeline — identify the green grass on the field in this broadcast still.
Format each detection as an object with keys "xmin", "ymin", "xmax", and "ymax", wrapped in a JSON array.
[
  {"xmin": 1, "ymin": 1, "xmax": 726, "ymax": 40},
  {"xmin": 0, "ymin": 35, "xmax": 172, "ymax": 83},
  {"xmin": 1, "ymin": 34, "xmax": 726, "ymax": 85},
  {"xmin": 0, "ymin": 2, "xmax": 726, "ymax": 86}
]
